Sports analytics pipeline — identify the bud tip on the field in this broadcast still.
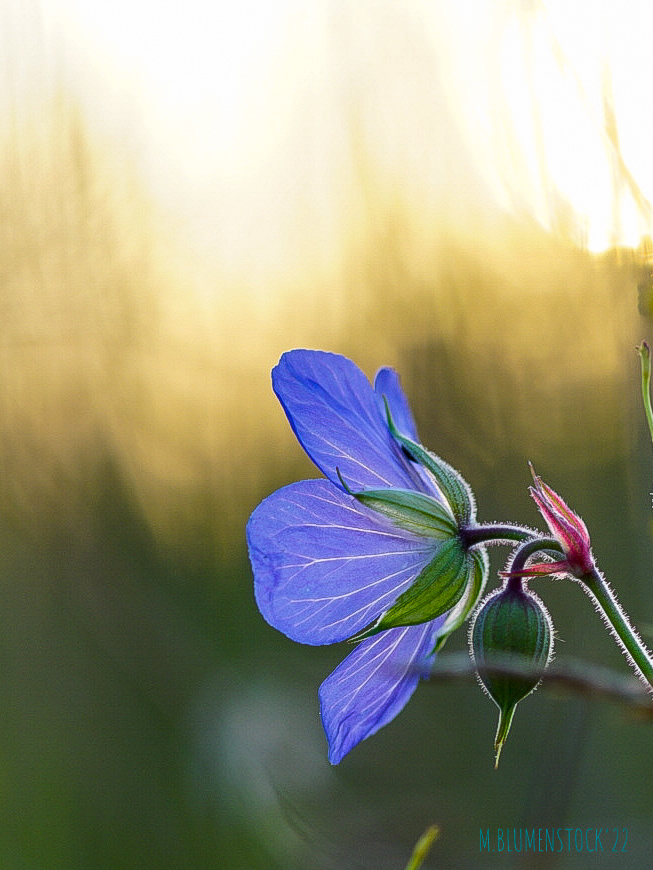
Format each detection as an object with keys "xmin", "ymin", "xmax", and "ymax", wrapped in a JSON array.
[{"xmin": 493, "ymin": 703, "xmax": 515, "ymax": 769}]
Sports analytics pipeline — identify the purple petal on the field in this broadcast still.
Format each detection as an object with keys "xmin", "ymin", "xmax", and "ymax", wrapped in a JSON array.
[
  {"xmin": 319, "ymin": 620, "xmax": 444, "ymax": 764},
  {"xmin": 374, "ymin": 367, "xmax": 419, "ymax": 442},
  {"xmin": 272, "ymin": 350, "xmax": 425, "ymax": 492},
  {"xmin": 247, "ymin": 479, "xmax": 437, "ymax": 645},
  {"xmin": 374, "ymin": 365, "xmax": 445, "ymax": 497}
]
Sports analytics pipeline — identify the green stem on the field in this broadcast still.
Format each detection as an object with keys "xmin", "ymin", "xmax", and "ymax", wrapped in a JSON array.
[
  {"xmin": 637, "ymin": 341, "xmax": 653, "ymax": 449},
  {"xmin": 461, "ymin": 523, "xmax": 535, "ymax": 548},
  {"xmin": 504, "ymin": 536, "xmax": 561, "ymax": 592},
  {"xmin": 581, "ymin": 567, "xmax": 653, "ymax": 690},
  {"xmin": 403, "ymin": 825, "xmax": 440, "ymax": 870},
  {"xmin": 507, "ymin": 536, "xmax": 561, "ymax": 572}
]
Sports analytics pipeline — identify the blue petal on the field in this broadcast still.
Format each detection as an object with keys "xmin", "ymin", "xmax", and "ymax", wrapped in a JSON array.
[
  {"xmin": 247, "ymin": 479, "xmax": 438, "ymax": 645},
  {"xmin": 272, "ymin": 350, "xmax": 426, "ymax": 492},
  {"xmin": 374, "ymin": 365, "xmax": 446, "ymax": 499},
  {"xmin": 319, "ymin": 620, "xmax": 444, "ymax": 764},
  {"xmin": 374, "ymin": 367, "xmax": 419, "ymax": 442}
]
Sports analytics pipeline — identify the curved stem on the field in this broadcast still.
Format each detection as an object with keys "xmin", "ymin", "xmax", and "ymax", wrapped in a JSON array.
[
  {"xmin": 504, "ymin": 536, "xmax": 561, "ymax": 592},
  {"xmin": 581, "ymin": 567, "xmax": 653, "ymax": 690},
  {"xmin": 461, "ymin": 523, "xmax": 535, "ymax": 548},
  {"xmin": 507, "ymin": 536, "xmax": 561, "ymax": 573}
]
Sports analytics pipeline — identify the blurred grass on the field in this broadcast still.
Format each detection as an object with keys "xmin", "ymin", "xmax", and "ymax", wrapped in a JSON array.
[{"xmin": 0, "ymin": 88, "xmax": 650, "ymax": 869}]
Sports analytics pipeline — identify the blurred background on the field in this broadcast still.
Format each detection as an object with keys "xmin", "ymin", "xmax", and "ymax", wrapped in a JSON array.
[{"xmin": 1, "ymin": 0, "xmax": 653, "ymax": 867}]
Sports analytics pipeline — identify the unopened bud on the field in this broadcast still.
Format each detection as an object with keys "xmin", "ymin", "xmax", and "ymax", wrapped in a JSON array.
[{"xmin": 471, "ymin": 582, "xmax": 553, "ymax": 767}]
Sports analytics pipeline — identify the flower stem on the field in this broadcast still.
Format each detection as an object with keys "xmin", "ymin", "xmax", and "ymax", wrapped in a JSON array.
[
  {"xmin": 507, "ymin": 536, "xmax": 561, "ymax": 574},
  {"xmin": 461, "ymin": 523, "xmax": 535, "ymax": 548},
  {"xmin": 637, "ymin": 341, "xmax": 653, "ymax": 449},
  {"xmin": 581, "ymin": 567, "xmax": 653, "ymax": 690},
  {"xmin": 503, "ymin": 536, "xmax": 561, "ymax": 592}
]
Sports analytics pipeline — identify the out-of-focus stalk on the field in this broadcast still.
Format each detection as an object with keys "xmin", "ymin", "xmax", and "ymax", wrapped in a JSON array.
[
  {"xmin": 637, "ymin": 341, "xmax": 653, "ymax": 448},
  {"xmin": 403, "ymin": 825, "xmax": 440, "ymax": 870}
]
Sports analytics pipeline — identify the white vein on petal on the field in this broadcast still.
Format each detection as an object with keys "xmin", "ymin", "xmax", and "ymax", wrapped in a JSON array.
[
  {"xmin": 278, "ymin": 560, "xmax": 430, "ymax": 634},
  {"xmin": 260, "ymin": 482, "xmax": 439, "ymax": 636},
  {"xmin": 328, "ymin": 623, "xmax": 432, "ymax": 725},
  {"xmin": 278, "ymin": 360, "xmax": 416, "ymax": 489},
  {"xmin": 288, "ymin": 563, "xmax": 425, "ymax": 632}
]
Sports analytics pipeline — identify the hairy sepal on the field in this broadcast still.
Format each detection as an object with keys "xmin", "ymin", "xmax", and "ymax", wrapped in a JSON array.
[
  {"xmin": 433, "ymin": 547, "xmax": 488, "ymax": 653},
  {"xmin": 384, "ymin": 400, "xmax": 474, "ymax": 525},
  {"xmin": 348, "ymin": 486, "xmax": 458, "ymax": 539}
]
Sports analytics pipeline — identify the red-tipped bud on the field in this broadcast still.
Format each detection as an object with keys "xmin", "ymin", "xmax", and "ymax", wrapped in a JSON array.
[{"xmin": 525, "ymin": 465, "xmax": 596, "ymax": 579}]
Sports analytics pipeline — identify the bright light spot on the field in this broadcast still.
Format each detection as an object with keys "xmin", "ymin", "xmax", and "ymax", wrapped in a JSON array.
[
  {"xmin": 419, "ymin": 0, "xmax": 653, "ymax": 252},
  {"xmin": 32, "ymin": 0, "xmax": 653, "ymax": 259},
  {"xmin": 54, "ymin": 0, "xmax": 310, "ymax": 179},
  {"xmin": 495, "ymin": 0, "xmax": 653, "ymax": 250}
]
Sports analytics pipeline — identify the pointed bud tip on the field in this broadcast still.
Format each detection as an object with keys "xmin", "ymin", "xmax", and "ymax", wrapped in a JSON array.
[
  {"xmin": 492, "ymin": 703, "xmax": 515, "ymax": 769},
  {"xmin": 527, "ymin": 461, "xmax": 538, "ymax": 482}
]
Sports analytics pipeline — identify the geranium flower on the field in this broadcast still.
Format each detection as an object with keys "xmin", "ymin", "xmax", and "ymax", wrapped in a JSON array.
[{"xmin": 246, "ymin": 350, "xmax": 487, "ymax": 763}]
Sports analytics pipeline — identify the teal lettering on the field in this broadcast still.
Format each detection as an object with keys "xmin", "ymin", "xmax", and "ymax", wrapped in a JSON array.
[{"xmin": 480, "ymin": 829, "xmax": 490, "ymax": 851}]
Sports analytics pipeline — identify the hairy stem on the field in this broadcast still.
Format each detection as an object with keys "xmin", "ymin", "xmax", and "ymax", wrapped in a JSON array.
[
  {"xmin": 461, "ymin": 523, "xmax": 535, "ymax": 548},
  {"xmin": 581, "ymin": 567, "xmax": 653, "ymax": 690},
  {"xmin": 506, "ymin": 536, "xmax": 561, "ymax": 575}
]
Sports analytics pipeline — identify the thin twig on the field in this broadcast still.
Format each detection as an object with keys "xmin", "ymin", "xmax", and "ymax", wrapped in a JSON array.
[{"xmin": 425, "ymin": 652, "xmax": 653, "ymax": 718}]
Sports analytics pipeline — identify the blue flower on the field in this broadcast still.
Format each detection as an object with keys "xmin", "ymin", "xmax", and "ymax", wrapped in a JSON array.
[{"xmin": 246, "ymin": 350, "xmax": 486, "ymax": 763}]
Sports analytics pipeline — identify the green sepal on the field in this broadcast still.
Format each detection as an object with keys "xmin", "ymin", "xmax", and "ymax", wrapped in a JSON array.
[
  {"xmin": 351, "ymin": 537, "xmax": 470, "ymax": 641},
  {"xmin": 433, "ymin": 547, "xmax": 488, "ymax": 653},
  {"xmin": 384, "ymin": 400, "xmax": 474, "ymax": 525},
  {"xmin": 346, "ymin": 485, "xmax": 457, "ymax": 539}
]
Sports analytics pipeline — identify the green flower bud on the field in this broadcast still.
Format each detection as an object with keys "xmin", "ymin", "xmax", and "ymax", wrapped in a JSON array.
[{"xmin": 471, "ymin": 581, "xmax": 553, "ymax": 767}]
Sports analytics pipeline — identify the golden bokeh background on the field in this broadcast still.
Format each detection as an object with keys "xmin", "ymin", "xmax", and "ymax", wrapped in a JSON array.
[{"xmin": 1, "ymin": 1, "xmax": 653, "ymax": 867}]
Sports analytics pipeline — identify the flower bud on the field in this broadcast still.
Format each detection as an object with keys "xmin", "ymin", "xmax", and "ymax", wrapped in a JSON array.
[{"xmin": 471, "ymin": 582, "xmax": 553, "ymax": 767}]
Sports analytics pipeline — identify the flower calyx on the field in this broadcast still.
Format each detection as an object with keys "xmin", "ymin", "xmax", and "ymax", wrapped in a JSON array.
[
  {"xmin": 351, "ymin": 537, "xmax": 484, "ymax": 641},
  {"xmin": 340, "ymin": 409, "xmax": 486, "ymax": 644}
]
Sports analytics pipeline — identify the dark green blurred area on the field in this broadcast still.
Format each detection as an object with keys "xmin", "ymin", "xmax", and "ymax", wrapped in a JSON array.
[{"xmin": 0, "ymin": 105, "xmax": 652, "ymax": 870}]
